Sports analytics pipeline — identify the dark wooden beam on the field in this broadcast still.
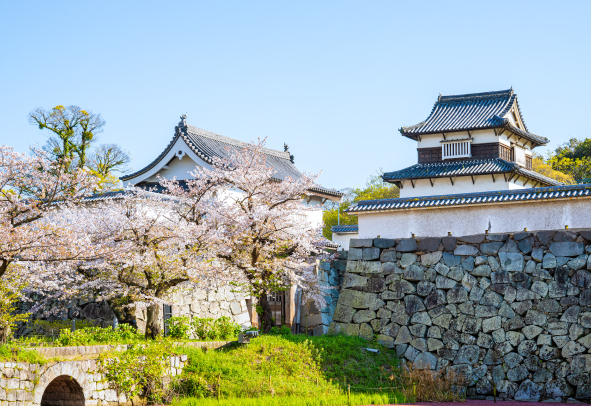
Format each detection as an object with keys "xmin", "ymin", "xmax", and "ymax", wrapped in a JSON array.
[
  {"xmin": 410, "ymin": 179, "xmax": 415, "ymax": 188},
  {"xmin": 442, "ymin": 132, "xmax": 446, "ymax": 140},
  {"xmin": 467, "ymin": 130, "xmax": 472, "ymax": 139},
  {"xmin": 498, "ymin": 128, "xmax": 506, "ymax": 136},
  {"xmin": 523, "ymin": 178, "xmax": 529, "ymax": 187},
  {"xmin": 471, "ymin": 175, "xmax": 475, "ymax": 184},
  {"xmin": 449, "ymin": 177, "xmax": 454, "ymax": 186},
  {"xmin": 503, "ymin": 173, "xmax": 508, "ymax": 182},
  {"xmin": 493, "ymin": 128, "xmax": 498, "ymax": 136},
  {"xmin": 491, "ymin": 174, "xmax": 496, "ymax": 183},
  {"xmin": 429, "ymin": 178, "xmax": 434, "ymax": 187}
]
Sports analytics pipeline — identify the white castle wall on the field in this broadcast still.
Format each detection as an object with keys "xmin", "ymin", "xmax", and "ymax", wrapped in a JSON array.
[{"xmin": 357, "ymin": 198, "xmax": 591, "ymax": 240}]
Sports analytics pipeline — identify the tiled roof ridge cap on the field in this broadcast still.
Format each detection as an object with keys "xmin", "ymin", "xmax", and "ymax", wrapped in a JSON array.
[
  {"xmin": 438, "ymin": 88, "xmax": 513, "ymax": 103},
  {"xmin": 352, "ymin": 183, "xmax": 591, "ymax": 207},
  {"xmin": 185, "ymin": 124, "xmax": 292, "ymax": 160},
  {"xmin": 331, "ymin": 224, "xmax": 359, "ymax": 229}
]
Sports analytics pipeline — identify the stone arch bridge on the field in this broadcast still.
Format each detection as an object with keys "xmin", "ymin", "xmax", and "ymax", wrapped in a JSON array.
[{"xmin": 0, "ymin": 354, "xmax": 187, "ymax": 406}]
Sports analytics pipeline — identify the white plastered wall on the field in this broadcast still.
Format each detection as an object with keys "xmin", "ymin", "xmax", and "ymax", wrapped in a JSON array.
[
  {"xmin": 332, "ymin": 232, "xmax": 358, "ymax": 250},
  {"xmin": 356, "ymin": 198, "xmax": 591, "ymax": 239},
  {"xmin": 123, "ymin": 138, "xmax": 212, "ymax": 186},
  {"xmin": 399, "ymin": 175, "xmax": 527, "ymax": 198}
]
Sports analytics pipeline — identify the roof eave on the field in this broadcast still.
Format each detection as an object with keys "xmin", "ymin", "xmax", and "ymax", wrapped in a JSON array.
[
  {"xmin": 383, "ymin": 169, "xmax": 560, "ymax": 187},
  {"xmin": 399, "ymin": 123, "xmax": 548, "ymax": 147}
]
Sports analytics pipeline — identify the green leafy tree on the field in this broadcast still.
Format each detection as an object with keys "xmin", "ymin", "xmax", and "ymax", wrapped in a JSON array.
[
  {"xmin": 532, "ymin": 153, "xmax": 575, "ymax": 184},
  {"xmin": 30, "ymin": 106, "xmax": 131, "ymax": 189},
  {"xmin": 323, "ymin": 171, "xmax": 399, "ymax": 239},
  {"xmin": 544, "ymin": 137, "xmax": 591, "ymax": 182},
  {"xmin": 29, "ymin": 105, "xmax": 105, "ymax": 169}
]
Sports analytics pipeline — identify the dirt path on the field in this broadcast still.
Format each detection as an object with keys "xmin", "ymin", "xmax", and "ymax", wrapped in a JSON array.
[{"xmin": 376, "ymin": 401, "xmax": 585, "ymax": 406}]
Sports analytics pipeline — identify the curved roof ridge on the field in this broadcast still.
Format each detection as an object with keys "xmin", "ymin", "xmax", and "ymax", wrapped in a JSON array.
[
  {"xmin": 439, "ymin": 88, "xmax": 513, "ymax": 102},
  {"xmin": 399, "ymin": 88, "xmax": 547, "ymax": 146},
  {"xmin": 186, "ymin": 124, "xmax": 292, "ymax": 160}
]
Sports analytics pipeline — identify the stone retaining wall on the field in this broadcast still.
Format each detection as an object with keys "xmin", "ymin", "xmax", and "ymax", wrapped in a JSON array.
[
  {"xmin": 330, "ymin": 230, "xmax": 591, "ymax": 402},
  {"xmin": 25, "ymin": 341, "xmax": 232, "ymax": 359},
  {"xmin": 300, "ymin": 260, "xmax": 342, "ymax": 336},
  {"xmin": 17, "ymin": 283, "xmax": 252, "ymax": 337}
]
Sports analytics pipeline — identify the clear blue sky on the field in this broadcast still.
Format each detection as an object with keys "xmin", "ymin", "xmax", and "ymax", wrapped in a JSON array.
[{"xmin": 1, "ymin": 1, "xmax": 590, "ymax": 190}]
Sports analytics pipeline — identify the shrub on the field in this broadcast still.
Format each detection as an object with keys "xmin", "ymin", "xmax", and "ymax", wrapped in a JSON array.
[
  {"xmin": 190, "ymin": 317, "xmax": 241, "ymax": 340},
  {"xmin": 55, "ymin": 324, "xmax": 142, "ymax": 346},
  {"xmin": 269, "ymin": 325, "xmax": 291, "ymax": 336},
  {"xmin": 213, "ymin": 317, "xmax": 242, "ymax": 340},
  {"xmin": 98, "ymin": 341, "xmax": 178, "ymax": 404},
  {"xmin": 167, "ymin": 316, "xmax": 192, "ymax": 339}
]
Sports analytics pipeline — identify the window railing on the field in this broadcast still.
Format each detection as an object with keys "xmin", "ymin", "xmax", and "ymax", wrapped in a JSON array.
[{"xmin": 442, "ymin": 139, "xmax": 472, "ymax": 160}]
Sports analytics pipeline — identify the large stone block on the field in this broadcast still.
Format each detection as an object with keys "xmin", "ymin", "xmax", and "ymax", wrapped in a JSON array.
[
  {"xmin": 549, "ymin": 242, "xmax": 585, "ymax": 257},
  {"xmin": 349, "ymin": 239, "xmax": 374, "ymax": 248},
  {"xmin": 414, "ymin": 352, "xmax": 438, "ymax": 369},
  {"xmin": 442, "ymin": 236, "xmax": 456, "ymax": 251},
  {"xmin": 377, "ymin": 334, "xmax": 394, "ymax": 348},
  {"xmin": 397, "ymin": 238, "xmax": 418, "ymax": 252},
  {"xmin": 404, "ymin": 295, "xmax": 426, "ymax": 314},
  {"xmin": 454, "ymin": 245, "xmax": 479, "ymax": 256},
  {"xmin": 446, "ymin": 287, "xmax": 468, "ymax": 304},
  {"xmin": 338, "ymin": 290, "xmax": 378, "ymax": 309},
  {"xmin": 418, "ymin": 237, "xmax": 441, "ymax": 252},
  {"xmin": 348, "ymin": 248, "xmax": 363, "ymax": 261},
  {"xmin": 343, "ymin": 273, "xmax": 368, "ymax": 289},
  {"xmin": 498, "ymin": 252, "xmax": 524, "ymax": 272},
  {"xmin": 362, "ymin": 247, "xmax": 381, "ymax": 261},
  {"xmin": 353, "ymin": 310, "xmax": 376, "ymax": 324},
  {"xmin": 345, "ymin": 261, "xmax": 381, "ymax": 274},
  {"xmin": 514, "ymin": 379, "xmax": 543, "ymax": 402},
  {"xmin": 572, "ymin": 270, "xmax": 591, "ymax": 288},
  {"xmin": 374, "ymin": 238, "xmax": 396, "ymax": 249},
  {"xmin": 421, "ymin": 251, "xmax": 442, "ymax": 266},
  {"xmin": 480, "ymin": 242, "xmax": 503, "ymax": 255},
  {"xmin": 454, "ymin": 345, "xmax": 480, "ymax": 365}
]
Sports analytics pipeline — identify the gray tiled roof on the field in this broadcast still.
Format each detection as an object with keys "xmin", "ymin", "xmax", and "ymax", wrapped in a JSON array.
[
  {"xmin": 346, "ymin": 184, "xmax": 591, "ymax": 214},
  {"xmin": 331, "ymin": 224, "xmax": 359, "ymax": 234},
  {"xmin": 121, "ymin": 118, "xmax": 342, "ymax": 198},
  {"xmin": 382, "ymin": 158, "xmax": 562, "ymax": 187},
  {"xmin": 400, "ymin": 89, "xmax": 548, "ymax": 146}
]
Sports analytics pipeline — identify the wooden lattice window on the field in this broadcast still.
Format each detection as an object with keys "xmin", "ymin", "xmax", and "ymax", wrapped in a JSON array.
[{"xmin": 442, "ymin": 139, "xmax": 471, "ymax": 160}]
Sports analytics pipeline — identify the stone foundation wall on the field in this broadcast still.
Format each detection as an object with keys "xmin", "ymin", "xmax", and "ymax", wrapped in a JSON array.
[
  {"xmin": 17, "ymin": 282, "xmax": 252, "ymax": 338},
  {"xmin": 300, "ymin": 259, "xmax": 343, "ymax": 335},
  {"xmin": 330, "ymin": 230, "xmax": 591, "ymax": 402},
  {"xmin": 0, "ymin": 356, "xmax": 186, "ymax": 406}
]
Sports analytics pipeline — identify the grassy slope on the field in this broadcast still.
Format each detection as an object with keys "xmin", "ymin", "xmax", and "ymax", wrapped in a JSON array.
[{"xmin": 176, "ymin": 334, "xmax": 401, "ymax": 402}]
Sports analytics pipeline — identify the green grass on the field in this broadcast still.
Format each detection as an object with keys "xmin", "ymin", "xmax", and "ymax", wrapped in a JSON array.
[
  {"xmin": 174, "ymin": 334, "xmax": 401, "ymax": 402},
  {"xmin": 0, "ymin": 344, "xmax": 48, "ymax": 364},
  {"xmin": 174, "ymin": 392, "xmax": 402, "ymax": 406}
]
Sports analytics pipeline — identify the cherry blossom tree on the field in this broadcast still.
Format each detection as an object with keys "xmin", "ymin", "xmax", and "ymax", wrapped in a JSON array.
[
  {"xmin": 162, "ymin": 140, "xmax": 330, "ymax": 333},
  {"xmin": 0, "ymin": 145, "xmax": 99, "ymax": 279},
  {"xmin": 38, "ymin": 187, "xmax": 219, "ymax": 339},
  {"xmin": 0, "ymin": 145, "xmax": 99, "ymax": 339}
]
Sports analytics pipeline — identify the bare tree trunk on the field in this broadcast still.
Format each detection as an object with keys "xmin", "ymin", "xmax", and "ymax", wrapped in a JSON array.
[
  {"xmin": 0, "ymin": 323, "xmax": 10, "ymax": 344},
  {"xmin": 258, "ymin": 293, "xmax": 274, "ymax": 334},
  {"xmin": 145, "ymin": 304, "xmax": 161, "ymax": 339}
]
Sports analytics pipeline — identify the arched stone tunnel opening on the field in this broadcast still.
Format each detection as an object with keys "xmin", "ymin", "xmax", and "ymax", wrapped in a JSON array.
[{"xmin": 41, "ymin": 375, "xmax": 85, "ymax": 406}]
